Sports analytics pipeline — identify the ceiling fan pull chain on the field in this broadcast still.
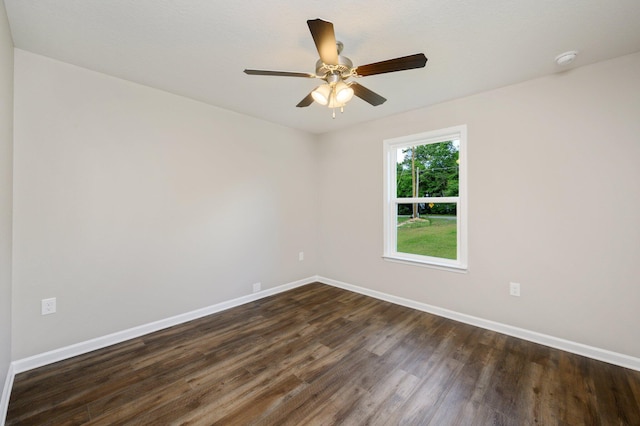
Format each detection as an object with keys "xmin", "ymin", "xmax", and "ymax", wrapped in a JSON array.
[{"xmin": 331, "ymin": 85, "xmax": 337, "ymax": 119}]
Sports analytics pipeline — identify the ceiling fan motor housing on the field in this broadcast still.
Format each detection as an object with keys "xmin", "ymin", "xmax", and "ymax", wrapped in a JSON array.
[{"xmin": 315, "ymin": 54, "xmax": 353, "ymax": 82}]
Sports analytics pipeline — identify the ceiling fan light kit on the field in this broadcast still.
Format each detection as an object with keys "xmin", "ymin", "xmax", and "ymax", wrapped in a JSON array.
[
  {"xmin": 334, "ymin": 81, "xmax": 354, "ymax": 103},
  {"xmin": 311, "ymin": 81, "xmax": 354, "ymax": 117},
  {"xmin": 244, "ymin": 18, "xmax": 428, "ymax": 118},
  {"xmin": 311, "ymin": 83, "xmax": 332, "ymax": 105}
]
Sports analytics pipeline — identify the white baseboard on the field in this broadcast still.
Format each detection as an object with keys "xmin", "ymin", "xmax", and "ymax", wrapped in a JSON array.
[
  {"xmin": 11, "ymin": 276, "xmax": 316, "ymax": 376},
  {"xmin": 4, "ymin": 273, "xmax": 639, "ymax": 425},
  {"xmin": 317, "ymin": 276, "xmax": 640, "ymax": 372},
  {"xmin": 2, "ymin": 276, "xmax": 316, "ymax": 425},
  {"xmin": 2, "ymin": 276, "xmax": 316, "ymax": 424},
  {"xmin": 1, "ymin": 363, "xmax": 15, "ymax": 426}
]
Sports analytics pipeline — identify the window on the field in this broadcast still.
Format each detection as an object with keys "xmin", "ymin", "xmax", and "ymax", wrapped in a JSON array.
[{"xmin": 383, "ymin": 125, "xmax": 467, "ymax": 271}]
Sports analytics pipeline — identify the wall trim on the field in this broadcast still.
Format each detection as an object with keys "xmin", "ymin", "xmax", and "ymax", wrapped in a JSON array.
[
  {"xmin": 316, "ymin": 276, "xmax": 640, "ymax": 372},
  {"xmin": 2, "ymin": 276, "xmax": 315, "ymax": 424},
  {"xmin": 11, "ymin": 276, "xmax": 316, "ymax": 376},
  {"xmin": 4, "ymin": 273, "xmax": 639, "ymax": 425},
  {"xmin": 1, "ymin": 363, "xmax": 15, "ymax": 426}
]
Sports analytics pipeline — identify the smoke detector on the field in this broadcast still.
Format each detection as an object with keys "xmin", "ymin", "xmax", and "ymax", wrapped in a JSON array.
[{"xmin": 555, "ymin": 51, "xmax": 578, "ymax": 66}]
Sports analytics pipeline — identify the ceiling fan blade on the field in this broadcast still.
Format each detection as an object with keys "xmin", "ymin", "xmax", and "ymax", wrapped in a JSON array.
[
  {"xmin": 307, "ymin": 19, "xmax": 339, "ymax": 65},
  {"xmin": 351, "ymin": 83, "xmax": 387, "ymax": 106},
  {"xmin": 244, "ymin": 69, "xmax": 316, "ymax": 78},
  {"xmin": 355, "ymin": 53, "xmax": 427, "ymax": 77},
  {"xmin": 296, "ymin": 93, "xmax": 314, "ymax": 108}
]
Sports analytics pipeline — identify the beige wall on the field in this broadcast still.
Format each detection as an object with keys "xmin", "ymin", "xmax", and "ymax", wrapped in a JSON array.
[
  {"xmin": 0, "ymin": 0, "xmax": 13, "ymax": 388},
  {"xmin": 317, "ymin": 52, "xmax": 640, "ymax": 358},
  {"xmin": 9, "ymin": 45, "xmax": 640, "ymax": 362},
  {"xmin": 12, "ymin": 49, "xmax": 319, "ymax": 359}
]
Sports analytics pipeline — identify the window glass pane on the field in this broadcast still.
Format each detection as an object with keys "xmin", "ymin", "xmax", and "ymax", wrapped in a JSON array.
[
  {"xmin": 396, "ymin": 203, "xmax": 457, "ymax": 260},
  {"xmin": 396, "ymin": 141, "xmax": 460, "ymax": 198}
]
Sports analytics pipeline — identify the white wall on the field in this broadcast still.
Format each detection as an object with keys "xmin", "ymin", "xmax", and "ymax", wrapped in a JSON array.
[
  {"xmin": 0, "ymin": 0, "xmax": 13, "ymax": 391},
  {"xmin": 317, "ymin": 53, "xmax": 640, "ymax": 358},
  {"xmin": 12, "ymin": 49, "xmax": 319, "ymax": 359}
]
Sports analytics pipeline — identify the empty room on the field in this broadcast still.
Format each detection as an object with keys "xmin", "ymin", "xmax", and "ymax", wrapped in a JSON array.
[{"xmin": 1, "ymin": 1, "xmax": 639, "ymax": 424}]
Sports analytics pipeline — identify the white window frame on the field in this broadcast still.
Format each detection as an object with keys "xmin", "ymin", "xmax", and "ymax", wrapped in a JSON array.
[{"xmin": 383, "ymin": 125, "xmax": 468, "ymax": 272}]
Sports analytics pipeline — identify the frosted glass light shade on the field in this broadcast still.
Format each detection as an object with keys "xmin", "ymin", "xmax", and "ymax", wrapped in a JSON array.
[
  {"xmin": 311, "ymin": 84, "xmax": 331, "ymax": 105},
  {"xmin": 335, "ymin": 81, "xmax": 354, "ymax": 103}
]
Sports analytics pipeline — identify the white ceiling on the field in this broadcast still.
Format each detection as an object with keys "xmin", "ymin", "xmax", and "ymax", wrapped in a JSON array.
[{"xmin": 5, "ymin": 0, "xmax": 640, "ymax": 134}]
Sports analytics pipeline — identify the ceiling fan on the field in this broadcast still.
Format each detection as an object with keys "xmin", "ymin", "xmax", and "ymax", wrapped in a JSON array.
[{"xmin": 244, "ymin": 19, "xmax": 428, "ymax": 118}]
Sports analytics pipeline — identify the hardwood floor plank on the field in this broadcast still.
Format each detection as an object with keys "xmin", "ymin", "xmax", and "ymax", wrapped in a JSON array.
[
  {"xmin": 518, "ymin": 359, "xmax": 561, "ymax": 425},
  {"xmin": 208, "ymin": 374, "xmax": 306, "ymax": 425},
  {"xmin": 365, "ymin": 310, "xmax": 422, "ymax": 357},
  {"xmin": 87, "ymin": 379, "xmax": 194, "ymax": 425},
  {"xmin": 628, "ymin": 368, "xmax": 640, "ymax": 410},
  {"xmin": 393, "ymin": 356, "xmax": 465, "ymax": 424},
  {"xmin": 425, "ymin": 343, "xmax": 502, "ymax": 425},
  {"xmin": 6, "ymin": 283, "xmax": 640, "ymax": 425},
  {"xmin": 267, "ymin": 349, "xmax": 389, "ymax": 425},
  {"xmin": 338, "ymin": 367, "xmax": 418, "ymax": 425},
  {"xmin": 589, "ymin": 358, "xmax": 640, "ymax": 425},
  {"xmin": 7, "ymin": 340, "xmax": 148, "ymax": 412},
  {"xmin": 554, "ymin": 351, "xmax": 600, "ymax": 424}
]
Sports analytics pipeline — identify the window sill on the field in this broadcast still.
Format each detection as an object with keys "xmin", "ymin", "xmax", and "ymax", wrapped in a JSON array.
[{"xmin": 382, "ymin": 255, "xmax": 468, "ymax": 274}]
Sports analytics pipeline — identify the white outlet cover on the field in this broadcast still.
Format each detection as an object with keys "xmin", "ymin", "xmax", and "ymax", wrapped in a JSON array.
[
  {"xmin": 41, "ymin": 297, "xmax": 57, "ymax": 315},
  {"xmin": 299, "ymin": 252, "xmax": 304, "ymax": 261},
  {"xmin": 509, "ymin": 282, "xmax": 521, "ymax": 297},
  {"xmin": 252, "ymin": 282, "xmax": 261, "ymax": 293}
]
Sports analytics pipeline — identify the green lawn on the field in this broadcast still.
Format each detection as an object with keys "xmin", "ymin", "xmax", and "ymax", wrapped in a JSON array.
[{"xmin": 397, "ymin": 216, "xmax": 457, "ymax": 259}]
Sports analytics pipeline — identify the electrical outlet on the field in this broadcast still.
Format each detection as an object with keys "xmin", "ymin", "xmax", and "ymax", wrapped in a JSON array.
[
  {"xmin": 509, "ymin": 282, "xmax": 521, "ymax": 297},
  {"xmin": 299, "ymin": 251, "xmax": 304, "ymax": 261},
  {"xmin": 41, "ymin": 298, "xmax": 56, "ymax": 315},
  {"xmin": 252, "ymin": 282, "xmax": 261, "ymax": 293}
]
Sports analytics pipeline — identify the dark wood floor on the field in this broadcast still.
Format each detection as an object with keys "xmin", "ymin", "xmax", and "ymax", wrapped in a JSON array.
[{"xmin": 6, "ymin": 283, "xmax": 640, "ymax": 425}]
